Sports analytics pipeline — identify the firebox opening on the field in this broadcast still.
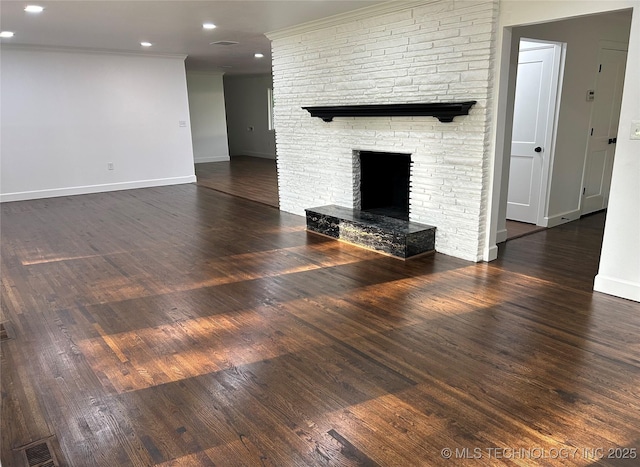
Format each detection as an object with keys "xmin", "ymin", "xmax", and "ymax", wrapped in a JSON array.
[{"xmin": 358, "ymin": 151, "xmax": 411, "ymax": 221}]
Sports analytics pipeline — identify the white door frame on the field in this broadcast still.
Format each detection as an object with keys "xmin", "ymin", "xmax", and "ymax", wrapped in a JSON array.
[{"xmin": 508, "ymin": 38, "xmax": 566, "ymax": 226}]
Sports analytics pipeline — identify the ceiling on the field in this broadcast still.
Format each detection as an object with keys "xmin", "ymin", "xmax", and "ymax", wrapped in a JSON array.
[{"xmin": 0, "ymin": 0, "xmax": 387, "ymax": 74}]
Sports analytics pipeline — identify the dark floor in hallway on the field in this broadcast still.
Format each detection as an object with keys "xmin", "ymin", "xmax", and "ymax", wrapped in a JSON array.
[{"xmin": 196, "ymin": 155, "xmax": 279, "ymax": 208}]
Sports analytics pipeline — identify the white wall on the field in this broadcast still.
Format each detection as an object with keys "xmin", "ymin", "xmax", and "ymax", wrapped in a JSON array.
[
  {"xmin": 268, "ymin": 0, "xmax": 499, "ymax": 261},
  {"xmin": 488, "ymin": 0, "xmax": 640, "ymax": 302},
  {"xmin": 186, "ymin": 71, "xmax": 230, "ymax": 163},
  {"xmin": 0, "ymin": 47, "xmax": 196, "ymax": 202},
  {"xmin": 595, "ymin": 9, "xmax": 640, "ymax": 303},
  {"xmin": 223, "ymin": 74, "xmax": 276, "ymax": 159}
]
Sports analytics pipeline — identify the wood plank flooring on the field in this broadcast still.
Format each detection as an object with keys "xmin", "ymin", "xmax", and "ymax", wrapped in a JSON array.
[
  {"xmin": 196, "ymin": 156, "xmax": 279, "ymax": 208},
  {"xmin": 505, "ymin": 220, "xmax": 547, "ymax": 241},
  {"xmin": 2, "ymin": 185, "xmax": 639, "ymax": 466}
]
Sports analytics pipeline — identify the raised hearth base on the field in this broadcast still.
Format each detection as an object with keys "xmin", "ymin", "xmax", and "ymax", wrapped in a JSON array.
[{"xmin": 305, "ymin": 205, "xmax": 436, "ymax": 259}]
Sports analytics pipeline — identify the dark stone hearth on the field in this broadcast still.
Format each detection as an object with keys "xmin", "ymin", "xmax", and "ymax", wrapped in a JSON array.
[
  {"xmin": 302, "ymin": 101, "xmax": 476, "ymax": 123},
  {"xmin": 305, "ymin": 205, "xmax": 435, "ymax": 259}
]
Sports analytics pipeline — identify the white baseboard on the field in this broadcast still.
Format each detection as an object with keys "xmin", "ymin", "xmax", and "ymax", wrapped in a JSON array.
[
  {"xmin": 544, "ymin": 209, "xmax": 581, "ymax": 228},
  {"xmin": 483, "ymin": 244, "xmax": 499, "ymax": 262},
  {"xmin": 0, "ymin": 175, "xmax": 197, "ymax": 203},
  {"xmin": 496, "ymin": 228, "xmax": 508, "ymax": 244},
  {"xmin": 594, "ymin": 274, "xmax": 640, "ymax": 303},
  {"xmin": 194, "ymin": 155, "xmax": 230, "ymax": 163}
]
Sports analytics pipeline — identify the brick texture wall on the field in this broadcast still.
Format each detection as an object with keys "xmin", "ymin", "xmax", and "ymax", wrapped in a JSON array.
[{"xmin": 269, "ymin": 0, "xmax": 499, "ymax": 261}]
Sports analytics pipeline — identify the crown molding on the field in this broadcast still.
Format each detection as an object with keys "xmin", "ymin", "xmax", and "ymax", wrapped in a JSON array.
[{"xmin": 265, "ymin": 0, "xmax": 433, "ymax": 40}]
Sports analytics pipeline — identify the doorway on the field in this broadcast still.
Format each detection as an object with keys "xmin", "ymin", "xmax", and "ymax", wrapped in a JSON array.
[
  {"xmin": 507, "ymin": 39, "xmax": 564, "ymax": 226},
  {"xmin": 498, "ymin": 11, "xmax": 632, "ymax": 233},
  {"xmin": 486, "ymin": 8, "xmax": 633, "ymax": 262}
]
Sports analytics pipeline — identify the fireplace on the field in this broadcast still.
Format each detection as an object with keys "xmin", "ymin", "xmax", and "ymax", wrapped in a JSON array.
[
  {"xmin": 355, "ymin": 150, "xmax": 412, "ymax": 221},
  {"xmin": 306, "ymin": 151, "xmax": 434, "ymax": 259}
]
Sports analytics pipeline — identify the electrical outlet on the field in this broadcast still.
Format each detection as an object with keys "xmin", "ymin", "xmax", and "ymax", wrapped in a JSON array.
[
  {"xmin": 631, "ymin": 120, "xmax": 640, "ymax": 140},
  {"xmin": 107, "ymin": 162, "xmax": 114, "ymax": 170}
]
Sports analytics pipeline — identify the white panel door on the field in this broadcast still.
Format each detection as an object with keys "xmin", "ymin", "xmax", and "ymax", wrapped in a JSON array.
[
  {"xmin": 507, "ymin": 43, "xmax": 558, "ymax": 224},
  {"xmin": 582, "ymin": 47, "xmax": 627, "ymax": 215}
]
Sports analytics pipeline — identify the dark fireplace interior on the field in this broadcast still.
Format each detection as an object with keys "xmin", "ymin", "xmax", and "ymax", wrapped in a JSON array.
[{"xmin": 359, "ymin": 151, "xmax": 411, "ymax": 221}]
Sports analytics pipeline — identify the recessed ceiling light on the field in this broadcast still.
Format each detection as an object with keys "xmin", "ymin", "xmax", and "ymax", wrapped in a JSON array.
[
  {"xmin": 254, "ymin": 53, "xmax": 264, "ymax": 58},
  {"xmin": 0, "ymin": 31, "xmax": 15, "ymax": 38},
  {"xmin": 202, "ymin": 23, "xmax": 216, "ymax": 30},
  {"xmin": 24, "ymin": 5, "xmax": 44, "ymax": 13},
  {"xmin": 140, "ymin": 41, "xmax": 153, "ymax": 47}
]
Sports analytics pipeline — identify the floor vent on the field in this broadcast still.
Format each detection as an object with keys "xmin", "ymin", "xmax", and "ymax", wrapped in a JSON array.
[
  {"xmin": 0, "ymin": 321, "xmax": 14, "ymax": 341},
  {"xmin": 16, "ymin": 437, "xmax": 60, "ymax": 467}
]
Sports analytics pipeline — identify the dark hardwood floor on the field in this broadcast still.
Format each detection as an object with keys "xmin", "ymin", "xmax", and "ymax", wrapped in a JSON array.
[
  {"xmin": 196, "ymin": 156, "xmax": 279, "ymax": 208},
  {"xmin": 505, "ymin": 220, "xmax": 547, "ymax": 241},
  {"xmin": 2, "ymin": 185, "xmax": 639, "ymax": 466}
]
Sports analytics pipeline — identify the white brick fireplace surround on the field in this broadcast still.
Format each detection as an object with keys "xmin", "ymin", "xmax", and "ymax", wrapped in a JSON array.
[{"xmin": 267, "ymin": 0, "xmax": 498, "ymax": 261}]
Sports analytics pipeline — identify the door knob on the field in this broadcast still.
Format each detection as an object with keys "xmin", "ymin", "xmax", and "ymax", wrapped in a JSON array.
[{"xmin": 534, "ymin": 146, "xmax": 542, "ymax": 153}]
